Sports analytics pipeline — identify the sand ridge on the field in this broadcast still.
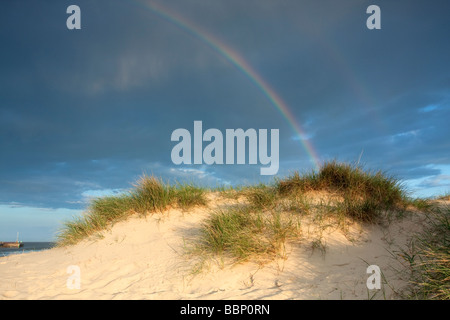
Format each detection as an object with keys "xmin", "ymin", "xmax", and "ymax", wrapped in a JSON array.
[{"xmin": 0, "ymin": 195, "xmax": 430, "ymax": 300}]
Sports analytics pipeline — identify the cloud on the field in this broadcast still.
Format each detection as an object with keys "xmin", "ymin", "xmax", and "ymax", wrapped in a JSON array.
[
  {"xmin": 291, "ymin": 132, "xmax": 315, "ymax": 141},
  {"xmin": 419, "ymin": 104, "xmax": 440, "ymax": 113},
  {"xmin": 81, "ymin": 188, "xmax": 127, "ymax": 199},
  {"xmin": 418, "ymin": 175, "xmax": 450, "ymax": 189},
  {"xmin": 169, "ymin": 167, "xmax": 231, "ymax": 186},
  {"xmin": 388, "ymin": 129, "xmax": 421, "ymax": 144}
]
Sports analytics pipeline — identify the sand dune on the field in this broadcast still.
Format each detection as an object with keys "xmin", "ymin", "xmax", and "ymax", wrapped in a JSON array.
[{"xmin": 0, "ymin": 195, "xmax": 431, "ymax": 300}]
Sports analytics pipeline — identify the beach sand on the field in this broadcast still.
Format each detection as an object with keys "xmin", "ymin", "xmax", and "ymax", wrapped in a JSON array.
[{"xmin": 0, "ymin": 195, "xmax": 432, "ymax": 300}]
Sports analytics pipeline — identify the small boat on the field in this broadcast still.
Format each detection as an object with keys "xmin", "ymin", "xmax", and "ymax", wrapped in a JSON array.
[
  {"xmin": 0, "ymin": 232, "xmax": 23, "ymax": 248},
  {"xmin": 0, "ymin": 242, "xmax": 23, "ymax": 248}
]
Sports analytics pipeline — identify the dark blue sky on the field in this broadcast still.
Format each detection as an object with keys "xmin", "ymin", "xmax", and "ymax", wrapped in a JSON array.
[{"xmin": 1, "ymin": 0, "xmax": 449, "ymax": 241}]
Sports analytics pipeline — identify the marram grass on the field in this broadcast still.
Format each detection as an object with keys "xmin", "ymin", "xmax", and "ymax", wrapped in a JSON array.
[
  {"xmin": 407, "ymin": 205, "xmax": 450, "ymax": 300},
  {"xmin": 57, "ymin": 175, "xmax": 207, "ymax": 246},
  {"xmin": 57, "ymin": 161, "xmax": 449, "ymax": 298},
  {"xmin": 196, "ymin": 161, "xmax": 412, "ymax": 265},
  {"xmin": 275, "ymin": 160, "xmax": 407, "ymax": 222},
  {"xmin": 198, "ymin": 206, "xmax": 300, "ymax": 263}
]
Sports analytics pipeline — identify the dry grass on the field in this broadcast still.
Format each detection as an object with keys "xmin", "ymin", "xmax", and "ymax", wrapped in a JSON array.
[{"xmin": 405, "ymin": 205, "xmax": 450, "ymax": 299}]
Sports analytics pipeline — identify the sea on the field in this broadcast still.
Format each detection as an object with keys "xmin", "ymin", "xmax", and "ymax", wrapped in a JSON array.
[{"xmin": 0, "ymin": 242, "xmax": 56, "ymax": 258}]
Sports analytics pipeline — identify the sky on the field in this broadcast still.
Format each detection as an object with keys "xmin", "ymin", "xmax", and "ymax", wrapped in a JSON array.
[{"xmin": 1, "ymin": 0, "xmax": 449, "ymax": 241}]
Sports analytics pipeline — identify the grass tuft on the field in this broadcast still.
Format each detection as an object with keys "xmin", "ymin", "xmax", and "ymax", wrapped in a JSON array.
[
  {"xmin": 172, "ymin": 183, "xmax": 208, "ymax": 210},
  {"xmin": 57, "ymin": 175, "xmax": 207, "ymax": 246},
  {"xmin": 407, "ymin": 206, "xmax": 450, "ymax": 299},
  {"xmin": 276, "ymin": 160, "xmax": 406, "ymax": 222},
  {"xmin": 244, "ymin": 184, "xmax": 278, "ymax": 210},
  {"xmin": 198, "ymin": 206, "xmax": 299, "ymax": 263},
  {"xmin": 130, "ymin": 176, "xmax": 172, "ymax": 213}
]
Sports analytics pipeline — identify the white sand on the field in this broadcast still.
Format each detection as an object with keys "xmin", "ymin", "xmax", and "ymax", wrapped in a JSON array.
[{"xmin": 0, "ymin": 196, "xmax": 429, "ymax": 300}]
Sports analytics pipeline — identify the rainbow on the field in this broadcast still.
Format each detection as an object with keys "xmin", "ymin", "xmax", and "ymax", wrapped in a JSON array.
[{"xmin": 135, "ymin": 0, "xmax": 322, "ymax": 170}]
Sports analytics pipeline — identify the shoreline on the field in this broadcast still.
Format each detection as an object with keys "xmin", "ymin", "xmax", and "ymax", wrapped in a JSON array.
[{"xmin": 0, "ymin": 242, "xmax": 56, "ymax": 258}]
